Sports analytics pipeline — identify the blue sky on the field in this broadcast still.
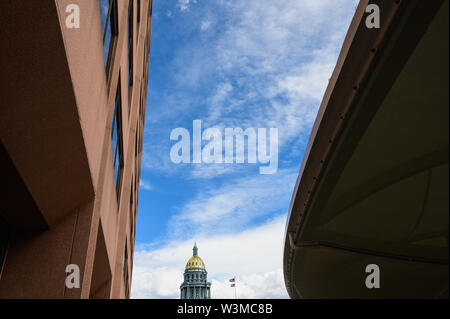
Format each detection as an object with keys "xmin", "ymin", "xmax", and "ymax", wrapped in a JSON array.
[{"xmin": 131, "ymin": 0, "xmax": 358, "ymax": 298}]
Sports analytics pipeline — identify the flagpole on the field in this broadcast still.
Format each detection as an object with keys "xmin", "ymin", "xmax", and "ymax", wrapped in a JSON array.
[{"xmin": 229, "ymin": 276, "xmax": 237, "ymax": 299}]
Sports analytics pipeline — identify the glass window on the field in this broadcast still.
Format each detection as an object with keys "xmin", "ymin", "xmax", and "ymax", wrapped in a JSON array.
[
  {"xmin": 137, "ymin": 0, "xmax": 141, "ymax": 24},
  {"xmin": 123, "ymin": 241, "xmax": 128, "ymax": 279},
  {"xmin": 111, "ymin": 79, "xmax": 124, "ymax": 202},
  {"xmin": 123, "ymin": 241, "xmax": 129, "ymax": 297},
  {"xmin": 129, "ymin": 180, "xmax": 134, "ymax": 239},
  {"xmin": 99, "ymin": 0, "xmax": 119, "ymax": 80}
]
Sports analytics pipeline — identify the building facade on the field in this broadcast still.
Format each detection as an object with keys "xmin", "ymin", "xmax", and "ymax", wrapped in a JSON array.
[
  {"xmin": 0, "ymin": 0, "xmax": 153, "ymax": 298},
  {"xmin": 180, "ymin": 244, "xmax": 212, "ymax": 299}
]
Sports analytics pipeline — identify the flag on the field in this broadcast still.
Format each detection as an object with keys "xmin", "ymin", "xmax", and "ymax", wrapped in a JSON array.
[
  {"xmin": 230, "ymin": 284, "xmax": 235, "ymax": 287},
  {"xmin": 229, "ymin": 278, "xmax": 235, "ymax": 283}
]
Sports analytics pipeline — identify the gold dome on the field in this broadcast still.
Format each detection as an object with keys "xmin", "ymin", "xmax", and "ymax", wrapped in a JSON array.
[
  {"xmin": 185, "ymin": 255, "xmax": 206, "ymax": 270},
  {"xmin": 185, "ymin": 243, "xmax": 206, "ymax": 270}
]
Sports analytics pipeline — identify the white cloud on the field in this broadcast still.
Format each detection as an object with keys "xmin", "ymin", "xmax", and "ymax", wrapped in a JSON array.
[
  {"xmin": 211, "ymin": 269, "xmax": 287, "ymax": 299},
  {"xmin": 168, "ymin": 169, "xmax": 297, "ymax": 237},
  {"xmin": 142, "ymin": 0, "xmax": 358, "ymax": 180},
  {"xmin": 200, "ymin": 18, "xmax": 213, "ymax": 31},
  {"xmin": 139, "ymin": 179, "xmax": 153, "ymax": 191},
  {"xmin": 132, "ymin": 266, "xmax": 183, "ymax": 298},
  {"xmin": 131, "ymin": 215, "xmax": 288, "ymax": 299},
  {"xmin": 201, "ymin": 0, "xmax": 358, "ymax": 149},
  {"xmin": 190, "ymin": 163, "xmax": 240, "ymax": 179},
  {"xmin": 206, "ymin": 82, "xmax": 233, "ymax": 123},
  {"xmin": 178, "ymin": 0, "xmax": 198, "ymax": 12},
  {"xmin": 141, "ymin": 138, "xmax": 179, "ymax": 174}
]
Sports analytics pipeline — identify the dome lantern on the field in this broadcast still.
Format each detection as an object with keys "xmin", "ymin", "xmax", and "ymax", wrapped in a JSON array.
[{"xmin": 193, "ymin": 242, "xmax": 198, "ymax": 256}]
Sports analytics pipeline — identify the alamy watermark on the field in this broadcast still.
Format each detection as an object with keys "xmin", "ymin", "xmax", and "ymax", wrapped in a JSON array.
[
  {"xmin": 170, "ymin": 120, "xmax": 278, "ymax": 174},
  {"xmin": 65, "ymin": 4, "xmax": 80, "ymax": 29},
  {"xmin": 365, "ymin": 4, "xmax": 380, "ymax": 29},
  {"xmin": 365, "ymin": 264, "xmax": 380, "ymax": 289},
  {"xmin": 65, "ymin": 264, "xmax": 80, "ymax": 289}
]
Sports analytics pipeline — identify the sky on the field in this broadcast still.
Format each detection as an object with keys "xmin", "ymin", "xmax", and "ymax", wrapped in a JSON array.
[{"xmin": 131, "ymin": 0, "xmax": 358, "ymax": 299}]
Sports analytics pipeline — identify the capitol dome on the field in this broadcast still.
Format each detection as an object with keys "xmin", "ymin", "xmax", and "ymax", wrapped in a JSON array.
[
  {"xmin": 185, "ymin": 255, "xmax": 206, "ymax": 270},
  {"xmin": 180, "ymin": 243, "xmax": 211, "ymax": 299}
]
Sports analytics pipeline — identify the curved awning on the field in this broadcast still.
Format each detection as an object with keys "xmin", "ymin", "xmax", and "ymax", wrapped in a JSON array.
[{"xmin": 283, "ymin": 0, "xmax": 448, "ymax": 298}]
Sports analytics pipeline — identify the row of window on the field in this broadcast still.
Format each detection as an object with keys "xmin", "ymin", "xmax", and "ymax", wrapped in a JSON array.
[
  {"xmin": 100, "ymin": 0, "xmax": 118, "ymax": 79},
  {"xmin": 101, "ymin": 0, "xmax": 138, "ymax": 83},
  {"xmin": 185, "ymin": 273, "xmax": 206, "ymax": 281},
  {"xmin": 187, "ymin": 261, "xmax": 204, "ymax": 267},
  {"xmin": 101, "ymin": 0, "xmax": 147, "ymax": 299},
  {"xmin": 123, "ymin": 240, "xmax": 129, "ymax": 298},
  {"xmin": 183, "ymin": 287, "xmax": 210, "ymax": 298},
  {"xmin": 102, "ymin": 0, "xmax": 147, "ymax": 203}
]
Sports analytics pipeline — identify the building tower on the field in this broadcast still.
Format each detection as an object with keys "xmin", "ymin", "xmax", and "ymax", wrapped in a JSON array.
[{"xmin": 180, "ymin": 243, "xmax": 211, "ymax": 299}]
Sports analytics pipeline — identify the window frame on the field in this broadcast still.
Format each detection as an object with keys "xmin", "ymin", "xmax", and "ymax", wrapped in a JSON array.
[
  {"xmin": 111, "ymin": 78, "xmax": 124, "ymax": 203},
  {"xmin": 129, "ymin": 178, "xmax": 135, "ymax": 244},
  {"xmin": 101, "ymin": 0, "xmax": 119, "ymax": 81},
  {"xmin": 123, "ymin": 241, "xmax": 129, "ymax": 298},
  {"xmin": 137, "ymin": 0, "xmax": 141, "ymax": 23}
]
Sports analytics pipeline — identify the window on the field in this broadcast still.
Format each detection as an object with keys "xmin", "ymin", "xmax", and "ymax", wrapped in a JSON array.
[
  {"xmin": 137, "ymin": 0, "xmax": 141, "ymax": 23},
  {"xmin": 111, "ymin": 79, "xmax": 124, "ymax": 202},
  {"xmin": 139, "ymin": 85, "xmax": 144, "ymax": 122},
  {"xmin": 128, "ymin": 0, "xmax": 134, "ymax": 89},
  {"xmin": 123, "ymin": 241, "xmax": 129, "ymax": 298},
  {"xmin": 99, "ymin": 0, "xmax": 119, "ymax": 80},
  {"xmin": 135, "ymin": 110, "xmax": 140, "ymax": 157},
  {"xmin": 123, "ymin": 241, "xmax": 128, "ymax": 279},
  {"xmin": 129, "ymin": 179, "xmax": 134, "ymax": 241}
]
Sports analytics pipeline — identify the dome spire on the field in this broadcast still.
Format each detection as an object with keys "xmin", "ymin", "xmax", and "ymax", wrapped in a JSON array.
[{"xmin": 193, "ymin": 242, "xmax": 198, "ymax": 256}]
